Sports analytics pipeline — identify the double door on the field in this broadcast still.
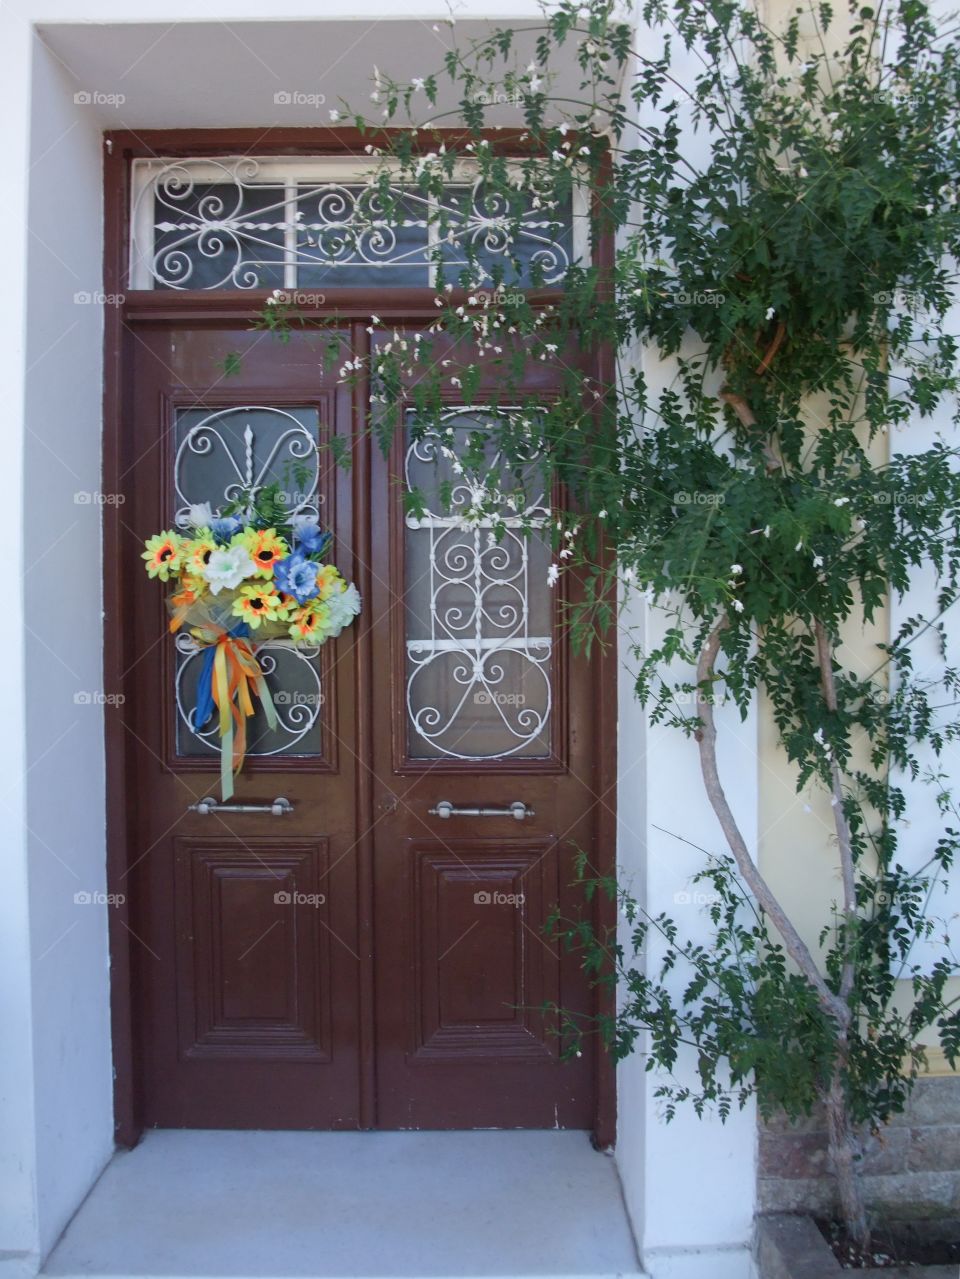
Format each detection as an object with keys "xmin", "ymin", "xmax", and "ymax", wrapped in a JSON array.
[{"xmin": 122, "ymin": 320, "xmax": 600, "ymax": 1130}]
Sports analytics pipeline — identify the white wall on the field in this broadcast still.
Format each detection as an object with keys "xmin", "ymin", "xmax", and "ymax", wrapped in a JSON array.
[
  {"xmin": 22, "ymin": 35, "xmax": 115, "ymax": 1261},
  {"xmin": 613, "ymin": 7, "xmax": 758, "ymax": 1275},
  {"xmin": 0, "ymin": 16, "xmax": 116, "ymax": 1271}
]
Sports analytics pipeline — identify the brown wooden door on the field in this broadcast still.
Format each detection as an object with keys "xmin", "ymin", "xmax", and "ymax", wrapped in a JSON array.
[
  {"xmin": 368, "ymin": 335, "xmax": 597, "ymax": 1129},
  {"xmin": 126, "ymin": 325, "xmax": 362, "ymax": 1128},
  {"xmin": 122, "ymin": 320, "xmax": 599, "ymax": 1131}
]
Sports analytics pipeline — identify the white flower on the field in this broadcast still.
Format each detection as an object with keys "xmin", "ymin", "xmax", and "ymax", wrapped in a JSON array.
[
  {"xmin": 187, "ymin": 501, "xmax": 214, "ymax": 529},
  {"xmin": 795, "ymin": 540, "xmax": 803, "ymax": 551},
  {"xmin": 329, "ymin": 109, "xmax": 341, "ymax": 121},
  {"xmin": 326, "ymin": 582, "xmax": 362, "ymax": 631},
  {"xmin": 547, "ymin": 564, "xmax": 560, "ymax": 588},
  {"xmin": 411, "ymin": 77, "xmax": 426, "ymax": 91},
  {"xmin": 798, "ymin": 166, "xmax": 808, "ymax": 178},
  {"xmin": 730, "ymin": 563, "xmax": 743, "ymax": 574},
  {"xmin": 598, "ymin": 509, "xmax": 607, "ymax": 519},
  {"xmin": 731, "ymin": 599, "xmax": 744, "ymax": 613},
  {"xmin": 529, "ymin": 75, "xmax": 543, "ymax": 92},
  {"xmin": 202, "ymin": 545, "xmax": 257, "ymax": 595},
  {"xmin": 834, "ymin": 496, "xmax": 850, "ymax": 507},
  {"xmin": 812, "ymin": 554, "xmax": 824, "ymax": 568},
  {"xmin": 765, "ymin": 306, "xmax": 776, "ymax": 320},
  {"xmin": 813, "ymin": 728, "xmax": 825, "ymax": 746}
]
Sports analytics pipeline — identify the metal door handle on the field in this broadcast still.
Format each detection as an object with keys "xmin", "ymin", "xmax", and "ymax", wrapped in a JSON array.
[
  {"xmin": 189, "ymin": 796, "xmax": 294, "ymax": 817},
  {"xmin": 429, "ymin": 800, "xmax": 534, "ymax": 821}
]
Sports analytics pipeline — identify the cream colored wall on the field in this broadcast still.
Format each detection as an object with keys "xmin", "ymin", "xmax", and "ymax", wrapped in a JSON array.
[{"xmin": 753, "ymin": 3, "xmax": 959, "ymax": 1069}]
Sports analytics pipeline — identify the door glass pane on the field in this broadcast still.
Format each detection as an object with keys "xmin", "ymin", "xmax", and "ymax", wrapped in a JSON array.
[
  {"xmin": 172, "ymin": 405, "xmax": 325, "ymax": 759},
  {"xmin": 131, "ymin": 158, "xmax": 574, "ymax": 290},
  {"xmin": 152, "ymin": 173, "xmax": 287, "ymax": 290},
  {"xmin": 403, "ymin": 407, "xmax": 553, "ymax": 760}
]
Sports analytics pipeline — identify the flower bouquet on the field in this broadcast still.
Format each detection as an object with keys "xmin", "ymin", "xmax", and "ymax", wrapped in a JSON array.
[{"xmin": 142, "ymin": 485, "xmax": 361, "ymax": 799}]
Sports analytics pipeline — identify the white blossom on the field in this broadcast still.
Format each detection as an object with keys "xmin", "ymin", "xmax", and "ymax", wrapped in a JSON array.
[{"xmin": 547, "ymin": 564, "xmax": 560, "ymax": 588}]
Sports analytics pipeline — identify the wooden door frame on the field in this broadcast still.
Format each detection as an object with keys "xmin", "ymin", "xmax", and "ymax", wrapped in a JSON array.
[{"xmin": 102, "ymin": 127, "xmax": 617, "ymax": 1149}]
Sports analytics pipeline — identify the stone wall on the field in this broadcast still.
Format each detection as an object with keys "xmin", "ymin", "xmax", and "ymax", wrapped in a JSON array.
[{"xmin": 759, "ymin": 1077, "xmax": 960, "ymax": 1220}]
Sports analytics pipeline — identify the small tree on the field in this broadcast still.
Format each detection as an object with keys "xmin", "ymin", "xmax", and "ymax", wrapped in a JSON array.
[{"xmin": 261, "ymin": 0, "xmax": 960, "ymax": 1248}]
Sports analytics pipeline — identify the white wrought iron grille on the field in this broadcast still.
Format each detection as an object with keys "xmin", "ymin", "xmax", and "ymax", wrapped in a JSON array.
[
  {"xmin": 403, "ymin": 407, "xmax": 553, "ymax": 760},
  {"xmin": 172, "ymin": 405, "xmax": 325, "ymax": 758},
  {"xmin": 129, "ymin": 156, "xmax": 581, "ymax": 291}
]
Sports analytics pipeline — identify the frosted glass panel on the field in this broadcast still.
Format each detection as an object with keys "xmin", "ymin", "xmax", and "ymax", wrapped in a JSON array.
[
  {"xmin": 403, "ymin": 407, "xmax": 553, "ymax": 760},
  {"xmin": 172, "ymin": 404, "xmax": 324, "ymax": 759}
]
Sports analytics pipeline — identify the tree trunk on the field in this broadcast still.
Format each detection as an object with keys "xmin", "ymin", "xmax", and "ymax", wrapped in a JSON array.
[{"xmin": 824, "ymin": 1060, "xmax": 870, "ymax": 1253}]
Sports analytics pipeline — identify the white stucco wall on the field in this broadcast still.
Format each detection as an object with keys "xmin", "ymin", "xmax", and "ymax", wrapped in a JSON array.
[{"xmin": 1, "ymin": 15, "xmax": 115, "ymax": 1271}]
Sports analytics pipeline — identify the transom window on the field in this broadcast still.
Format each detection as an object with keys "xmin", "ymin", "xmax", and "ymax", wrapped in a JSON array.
[{"xmin": 129, "ymin": 156, "xmax": 584, "ymax": 291}]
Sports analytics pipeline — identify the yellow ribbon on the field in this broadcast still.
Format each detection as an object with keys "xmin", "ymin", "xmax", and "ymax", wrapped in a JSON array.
[{"xmin": 202, "ymin": 629, "xmax": 278, "ymax": 800}]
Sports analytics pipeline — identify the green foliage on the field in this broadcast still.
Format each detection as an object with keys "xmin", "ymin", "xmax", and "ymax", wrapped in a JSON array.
[{"xmin": 259, "ymin": 0, "xmax": 960, "ymax": 1171}]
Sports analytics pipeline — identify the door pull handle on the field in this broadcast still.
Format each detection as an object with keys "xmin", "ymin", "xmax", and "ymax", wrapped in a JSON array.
[
  {"xmin": 189, "ymin": 796, "xmax": 294, "ymax": 817},
  {"xmin": 429, "ymin": 800, "xmax": 533, "ymax": 821}
]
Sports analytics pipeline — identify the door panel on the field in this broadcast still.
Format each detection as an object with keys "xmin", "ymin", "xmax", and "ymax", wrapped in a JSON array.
[
  {"xmin": 370, "ymin": 338, "xmax": 597, "ymax": 1129},
  {"xmin": 126, "ymin": 327, "xmax": 361, "ymax": 1129}
]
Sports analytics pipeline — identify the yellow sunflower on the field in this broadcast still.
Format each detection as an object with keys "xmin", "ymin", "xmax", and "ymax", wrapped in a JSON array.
[
  {"xmin": 315, "ymin": 563, "xmax": 346, "ymax": 600},
  {"xmin": 182, "ymin": 530, "xmax": 217, "ymax": 577},
  {"xmin": 288, "ymin": 599, "xmax": 333, "ymax": 643},
  {"xmin": 231, "ymin": 583, "xmax": 284, "ymax": 629},
  {"xmin": 142, "ymin": 531, "xmax": 184, "ymax": 581},
  {"xmin": 240, "ymin": 528, "xmax": 289, "ymax": 578}
]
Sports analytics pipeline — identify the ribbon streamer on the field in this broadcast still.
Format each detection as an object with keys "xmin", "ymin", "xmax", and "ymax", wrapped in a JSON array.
[{"xmin": 192, "ymin": 622, "xmax": 278, "ymax": 800}]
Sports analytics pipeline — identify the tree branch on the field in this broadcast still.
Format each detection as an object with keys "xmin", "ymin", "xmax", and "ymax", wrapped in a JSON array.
[
  {"xmin": 814, "ymin": 617, "xmax": 859, "ymax": 1004},
  {"xmin": 695, "ymin": 618, "xmax": 848, "ymax": 1026}
]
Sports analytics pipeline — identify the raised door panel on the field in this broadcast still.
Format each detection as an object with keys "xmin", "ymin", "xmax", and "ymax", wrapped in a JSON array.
[{"xmin": 174, "ymin": 838, "xmax": 331, "ymax": 1060}]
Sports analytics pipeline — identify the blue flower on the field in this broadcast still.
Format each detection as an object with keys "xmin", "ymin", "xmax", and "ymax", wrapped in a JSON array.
[
  {"xmin": 210, "ymin": 515, "xmax": 242, "ymax": 545},
  {"xmin": 291, "ymin": 517, "xmax": 332, "ymax": 556},
  {"xmin": 274, "ymin": 550, "xmax": 321, "ymax": 604}
]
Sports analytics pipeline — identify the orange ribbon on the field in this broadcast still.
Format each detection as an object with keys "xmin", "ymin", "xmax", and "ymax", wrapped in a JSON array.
[{"xmin": 195, "ymin": 626, "xmax": 277, "ymax": 800}]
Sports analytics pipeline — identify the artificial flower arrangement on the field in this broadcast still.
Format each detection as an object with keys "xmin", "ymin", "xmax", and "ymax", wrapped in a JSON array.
[{"xmin": 142, "ymin": 483, "xmax": 361, "ymax": 799}]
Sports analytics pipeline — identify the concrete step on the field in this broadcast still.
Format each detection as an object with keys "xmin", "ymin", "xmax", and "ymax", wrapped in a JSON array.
[{"xmin": 42, "ymin": 1130, "xmax": 644, "ymax": 1279}]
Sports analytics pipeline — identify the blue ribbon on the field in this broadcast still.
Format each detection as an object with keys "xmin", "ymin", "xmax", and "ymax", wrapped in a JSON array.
[{"xmin": 194, "ymin": 622, "xmax": 251, "ymax": 729}]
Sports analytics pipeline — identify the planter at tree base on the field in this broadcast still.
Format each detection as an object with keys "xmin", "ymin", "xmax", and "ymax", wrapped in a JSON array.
[{"xmin": 756, "ymin": 1214, "xmax": 960, "ymax": 1277}]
